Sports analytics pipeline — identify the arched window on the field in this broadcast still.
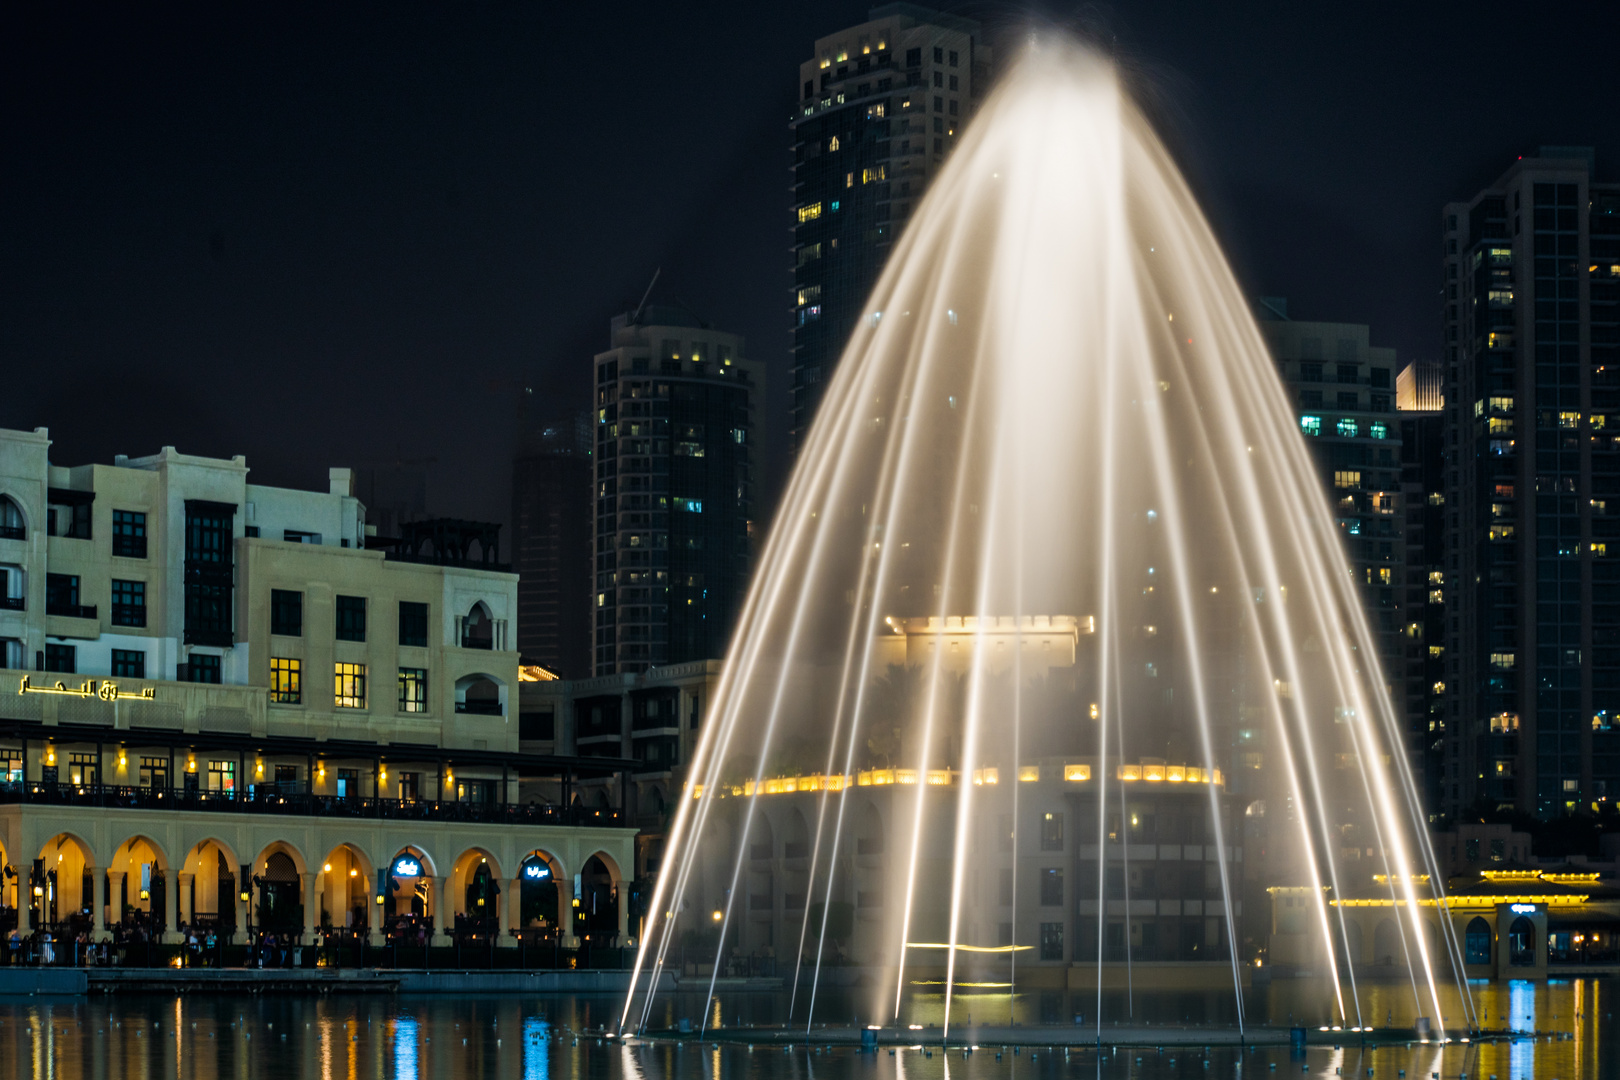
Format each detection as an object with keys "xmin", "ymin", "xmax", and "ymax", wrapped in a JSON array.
[
  {"xmin": 461, "ymin": 602, "xmax": 493, "ymax": 649},
  {"xmin": 1508, "ymin": 915, "xmax": 1535, "ymax": 966},
  {"xmin": 0, "ymin": 496, "xmax": 22, "ymax": 540},
  {"xmin": 1465, "ymin": 916, "xmax": 1492, "ymax": 965}
]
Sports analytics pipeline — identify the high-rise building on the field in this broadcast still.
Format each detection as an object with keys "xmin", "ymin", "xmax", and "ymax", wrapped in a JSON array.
[
  {"xmin": 790, "ymin": 4, "xmax": 990, "ymax": 451},
  {"xmin": 592, "ymin": 306, "xmax": 757, "ymax": 676},
  {"xmin": 1440, "ymin": 147, "xmax": 1620, "ymax": 819},
  {"xmin": 1257, "ymin": 300, "xmax": 1407, "ymax": 735},
  {"xmin": 1398, "ymin": 365, "xmax": 1447, "ymax": 815},
  {"xmin": 512, "ymin": 403, "xmax": 592, "ymax": 678}
]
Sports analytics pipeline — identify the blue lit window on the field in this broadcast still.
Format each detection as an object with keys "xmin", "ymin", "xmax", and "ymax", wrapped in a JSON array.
[
  {"xmin": 673, "ymin": 497, "xmax": 703, "ymax": 513},
  {"xmin": 1370, "ymin": 422, "xmax": 1388, "ymax": 439},
  {"xmin": 831, "ymin": 200, "xmax": 841, "ymax": 211},
  {"xmin": 1337, "ymin": 418, "xmax": 1358, "ymax": 437},
  {"xmin": 1299, "ymin": 415, "xmax": 1322, "ymax": 436}
]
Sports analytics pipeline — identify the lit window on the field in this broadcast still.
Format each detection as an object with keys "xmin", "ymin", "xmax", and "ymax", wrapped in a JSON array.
[
  {"xmin": 1490, "ymin": 712, "xmax": 1519, "ymax": 733},
  {"xmin": 1488, "ymin": 287, "xmax": 1514, "ymax": 306},
  {"xmin": 269, "ymin": 658, "xmax": 301, "ymax": 705},
  {"xmin": 1488, "ymin": 247, "xmax": 1512, "ymax": 265},
  {"xmin": 1336, "ymin": 418, "xmax": 1358, "ymax": 437},
  {"xmin": 1432, "ymin": 681, "xmax": 1446, "ymax": 695},
  {"xmin": 1595, "ymin": 543, "xmax": 1608, "ymax": 557},
  {"xmin": 1489, "ymin": 395, "xmax": 1514, "ymax": 413},
  {"xmin": 1489, "ymin": 525, "xmax": 1515, "ymax": 541},
  {"xmin": 1333, "ymin": 470, "xmax": 1361, "ymax": 489},
  {"xmin": 1366, "ymin": 566, "xmax": 1392, "ymax": 585},
  {"xmin": 861, "ymin": 165, "xmax": 887, "ymax": 183},
  {"xmin": 830, "ymin": 200, "xmax": 840, "ymax": 211},
  {"xmin": 1429, "ymin": 645, "xmax": 1444, "ymax": 657},
  {"xmin": 1369, "ymin": 422, "xmax": 1388, "ymax": 439},
  {"xmin": 1299, "ymin": 414, "xmax": 1322, "ymax": 436},
  {"xmin": 1429, "ymin": 589, "xmax": 1444, "ymax": 605},
  {"xmin": 1428, "ymin": 571, "xmax": 1444, "ymax": 585},
  {"xmin": 828, "ymin": 136, "xmax": 840, "ymax": 151},
  {"xmin": 1489, "ymin": 652, "xmax": 1515, "ymax": 669},
  {"xmin": 1428, "ymin": 492, "xmax": 1445, "ymax": 506},
  {"xmin": 1559, "ymin": 411, "xmax": 1581, "ymax": 429},
  {"xmin": 335, "ymin": 663, "xmax": 367, "ymax": 709},
  {"xmin": 797, "ymin": 202, "xmax": 823, "ymax": 223},
  {"xmin": 673, "ymin": 497, "xmax": 703, "ymax": 513},
  {"xmin": 398, "ymin": 667, "xmax": 427, "ymax": 713},
  {"xmin": 1488, "ymin": 417, "xmax": 1513, "ymax": 434},
  {"xmin": 797, "ymin": 284, "xmax": 821, "ymax": 306}
]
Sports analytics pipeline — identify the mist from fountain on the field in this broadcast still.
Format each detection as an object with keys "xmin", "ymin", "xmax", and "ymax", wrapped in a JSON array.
[{"xmin": 620, "ymin": 38, "xmax": 1470, "ymax": 1041}]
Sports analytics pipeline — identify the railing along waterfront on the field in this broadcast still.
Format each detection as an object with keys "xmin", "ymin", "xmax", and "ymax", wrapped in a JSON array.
[{"xmin": 0, "ymin": 781, "xmax": 622, "ymax": 827}]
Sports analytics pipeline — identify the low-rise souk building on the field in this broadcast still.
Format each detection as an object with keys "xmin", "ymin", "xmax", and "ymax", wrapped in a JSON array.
[
  {"xmin": 0, "ymin": 426, "xmax": 635, "ymax": 950},
  {"xmin": 1269, "ymin": 864, "xmax": 1620, "ymax": 980}
]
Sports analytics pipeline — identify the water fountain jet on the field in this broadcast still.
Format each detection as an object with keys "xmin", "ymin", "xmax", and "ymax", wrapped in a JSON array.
[{"xmin": 620, "ymin": 35, "xmax": 1468, "ymax": 1042}]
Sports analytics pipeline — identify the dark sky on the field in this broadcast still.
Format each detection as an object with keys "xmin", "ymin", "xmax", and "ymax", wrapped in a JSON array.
[{"xmin": 4, "ymin": 2, "xmax": 1616, "ymax": 538}]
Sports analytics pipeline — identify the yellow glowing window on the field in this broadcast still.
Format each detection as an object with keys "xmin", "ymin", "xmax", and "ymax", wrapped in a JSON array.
[
  {"xmin": 1018, "ymin": 765, "xmax": 1040, "ymax": 782},
  {"xmin": 1489, "ymin": 525, "xmax": 1515, "ymax": 541},
  {"xmin": 836, "ymin": 51, "xmax": 847, "ymax": 62},
  {"xmin": 895, "ymin": 769, "xmax": 918, "ymax": 784},
  {"xmin": 1166, "ymin": 766, "xmax": 1186, "ymax": 782},
  {"xmin": 334, "ymin": 662, "xmax": 367, "ymax": 709},
  {"xmin": 269, "ymin": 657, "xmax": 301, "ymax": 705},
  {"xmin": 828, "ymin": 136, "xmax": 840, "ymax": 151},
  {"xmin": 1489, "ymin": 396, "xmax": 1514, "ymax": 413},
  {"xmin": 1488, "ymin": 417, "xmax": 1513, "ymax": 433},
  {"xmin": 1432, "ymin": 681, "xmax": 1446, "ymax": 695},
  {"xmin": 861, "ymin": 165, "xmax": 887, "ymax": 183},
  {"xmin": 820, "ymin": 58, "xmax": 830, "ymax": 69},
  {"xmin": 1143, "ymin": 764, "xmax": 1166, "ymax": 781},
  {"xmin": 1118, "ymin": 765, "xmax": 1141, "ymax": 781},
  {"xmin": 1559, "ymin": 411, "xmax": 1581, "ymax": 429},
  {"xmin": 972, "ymin": 767, "xmax": 999, "ymax": 785},
  {"xmin": 1593, "ymin": 415, "xmax": 1608, "ymax": 430},
  {"xmin": 1334, "ymin": 470, "xmax": 1361, "ymax": 489},
  {"xmin": 1429, "ymin": 645, "xmax": 1444, "ymax": 658},
  {"xmin": 1489, "ymin": 652, "xmax": 1515, "ymax": 669},
  {"xmin": 1063, "ymin": 764, "xmax": 1090, "ymax": 782},
  {"xmin": 1597, "ymin": 543, "xmax": 1610, "ymax": 557},
  {"xmin": 1428, "ymin": 571, "xmax": 1445, "ymax": 585},
  {"xmin": 797, "ymin": 202, "xmax": 823, "ymax": 223},
  {"xmin": 1490, "ymin": 712, "xmax": 1519, "ymax": 733},
  {"xmin": 1595, "ymin": 500, "xmax": 1610, "ymax": 515}
]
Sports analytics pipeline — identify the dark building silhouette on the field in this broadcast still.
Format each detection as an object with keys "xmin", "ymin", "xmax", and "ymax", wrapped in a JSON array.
[
  {"xmin": 512, "ymin": 403, "xmax": 592, "ymax": 677},
  {"xmin": 1399, "ymin": 379, "xmax": 1447, "ymax": 815},
  {"xmin": 790, "ymin": 4, "xmax": 990, "ymax": 452},
  {"xmin": 1440, "ymin": 146, "xmax": 1620, "ymax": 819},
  {"xmin": 592, "ymin": 306, "xmax": 757, "ymax": 676}
]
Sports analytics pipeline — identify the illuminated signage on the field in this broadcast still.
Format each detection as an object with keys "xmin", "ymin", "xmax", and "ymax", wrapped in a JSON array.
[
  {"xmin": 391, "ymin": 857, "xmax": 422, "ymax": 878},
  {"xmin": 18, "ymin": 676, "xmax": 154, "ymax": 701},
  {"xmin": 1509, "ymin": 903, "xmax": 1538, "ymax": 914},
  {"xmin": 522, "ymin": 862, "xmax": 551, "ymax": 881}
]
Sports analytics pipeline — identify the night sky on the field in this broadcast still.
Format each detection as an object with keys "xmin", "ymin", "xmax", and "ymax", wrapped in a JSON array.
[{"xmin": 4, "ymin": 2, "xmax": 1616, "ymax": 540}]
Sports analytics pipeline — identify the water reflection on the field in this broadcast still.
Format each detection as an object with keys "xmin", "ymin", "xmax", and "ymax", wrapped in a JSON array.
[{"xmin": 0, "ymin": 985, "xmax": 1610, "ymax": 1078}]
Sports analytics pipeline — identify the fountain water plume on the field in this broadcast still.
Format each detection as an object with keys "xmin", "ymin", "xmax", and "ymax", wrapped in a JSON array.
[{"xmin": 618, "ymin": 37, "xmax": 1468, "ymax": 1039}]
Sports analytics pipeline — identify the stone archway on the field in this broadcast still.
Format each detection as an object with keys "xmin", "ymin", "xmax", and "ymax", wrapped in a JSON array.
[
  {"xmin": 108, "ymin": 834, "xmax": 169, "ymax": 935},
  {"xmin": 577, "ymin": 852, "xmax": 622, "ymax": 946},
  {"xmin": 37, "ymin": 833, "xmax": 100, "ymax": 936}
]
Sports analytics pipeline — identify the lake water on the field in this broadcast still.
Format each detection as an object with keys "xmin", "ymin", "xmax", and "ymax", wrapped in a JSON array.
[{"xmin": 0, "ymin": 979, "xmax": 1611, "ymax": 1079}]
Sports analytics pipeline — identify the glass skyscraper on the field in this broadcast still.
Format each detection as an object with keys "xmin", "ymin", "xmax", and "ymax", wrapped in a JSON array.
[
  {"xmin": 591, "ymin": 307, "xmax": 756, "ymax": 676},
  {"xmin": 790, "ymin": 4, "xmax": 990, "ymax": 451},
  {"xmin": 1441, "ymin": 147, "xmax": 1620, "ymax": 818}
]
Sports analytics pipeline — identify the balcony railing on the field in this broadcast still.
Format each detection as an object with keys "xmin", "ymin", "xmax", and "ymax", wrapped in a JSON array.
[
  {"xmin": 459, "ymin": 634, "xmax": 494, "ymax": 650},
  {"xmin": 46, "ymin": 602, "xmax": 97, "ymax": 619},
  {"xmin": 0, "ymin": 782, "xmax": 622, "ymax": 827},
  {"xmin": 0, "ymin": 597, "xmax": 22, "ymax": 611},
  {"xmin": 0, "ymin": 526, "xmax": 24, "ymax": 541},
  {"xmin": 455, "ymin": 700, "xmax": 503, "ymax": 716}
]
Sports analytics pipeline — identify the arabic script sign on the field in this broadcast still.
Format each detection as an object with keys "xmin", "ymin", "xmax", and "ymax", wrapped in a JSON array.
[{"xmin": 18, "ymin": 675, "xmax": 155, "ymax": 701}]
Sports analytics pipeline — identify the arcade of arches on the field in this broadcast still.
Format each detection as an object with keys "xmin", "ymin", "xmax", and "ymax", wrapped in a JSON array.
[{"xmin": 0, "ymin": 809, "xmax": 633, "ymax": 948}]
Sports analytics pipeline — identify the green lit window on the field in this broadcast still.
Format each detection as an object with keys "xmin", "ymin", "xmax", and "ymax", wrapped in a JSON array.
[
  {"xmin": 1370, "ymin": 422, "xmax": 1388, "ymax": 439},
  {"xmin": 1337, "ymin": 418, "xmax": 1358, "ymax": 437},
  {"xmin": 1299, "ymin": 415, "xmax": 1322, "ymax": 436}
]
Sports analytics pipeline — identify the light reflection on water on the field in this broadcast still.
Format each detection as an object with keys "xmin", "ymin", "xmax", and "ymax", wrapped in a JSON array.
[{"xmin": 0, "ymin": 984, "xmax": 1610, "ymax": 1078}]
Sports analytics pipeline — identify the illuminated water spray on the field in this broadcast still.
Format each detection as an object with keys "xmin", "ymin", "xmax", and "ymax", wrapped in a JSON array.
[{"xmin": 620, "ymin": 39, "xmax": 1469, "ymax": 1038}]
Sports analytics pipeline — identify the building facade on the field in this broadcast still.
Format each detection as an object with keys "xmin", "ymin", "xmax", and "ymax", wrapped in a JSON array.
[
  {"xmin": 790, "ymin": 4, "xmax": 990, "ymax": 451},
  {"xmin": 512, "ymin": 405, "xmax": 592, "ymax": 678},
  {"xmin": 591, "ymin": 307, "xmax": 756, "ymax": 677},
  {"xmin": 1257, "ymin": 304, "xmax": 1408, "ymax": 742},
  {"xmin": 0, "ymin": 427, "xmax": 634, "ymax": 947},
  {"xmin": 1440, "ymin": 147, "xmax": 1620, "ymax": 818},
  {"xmin": 1400, "ymin": 393, "xmax": 1448, "ymax": 815}
]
